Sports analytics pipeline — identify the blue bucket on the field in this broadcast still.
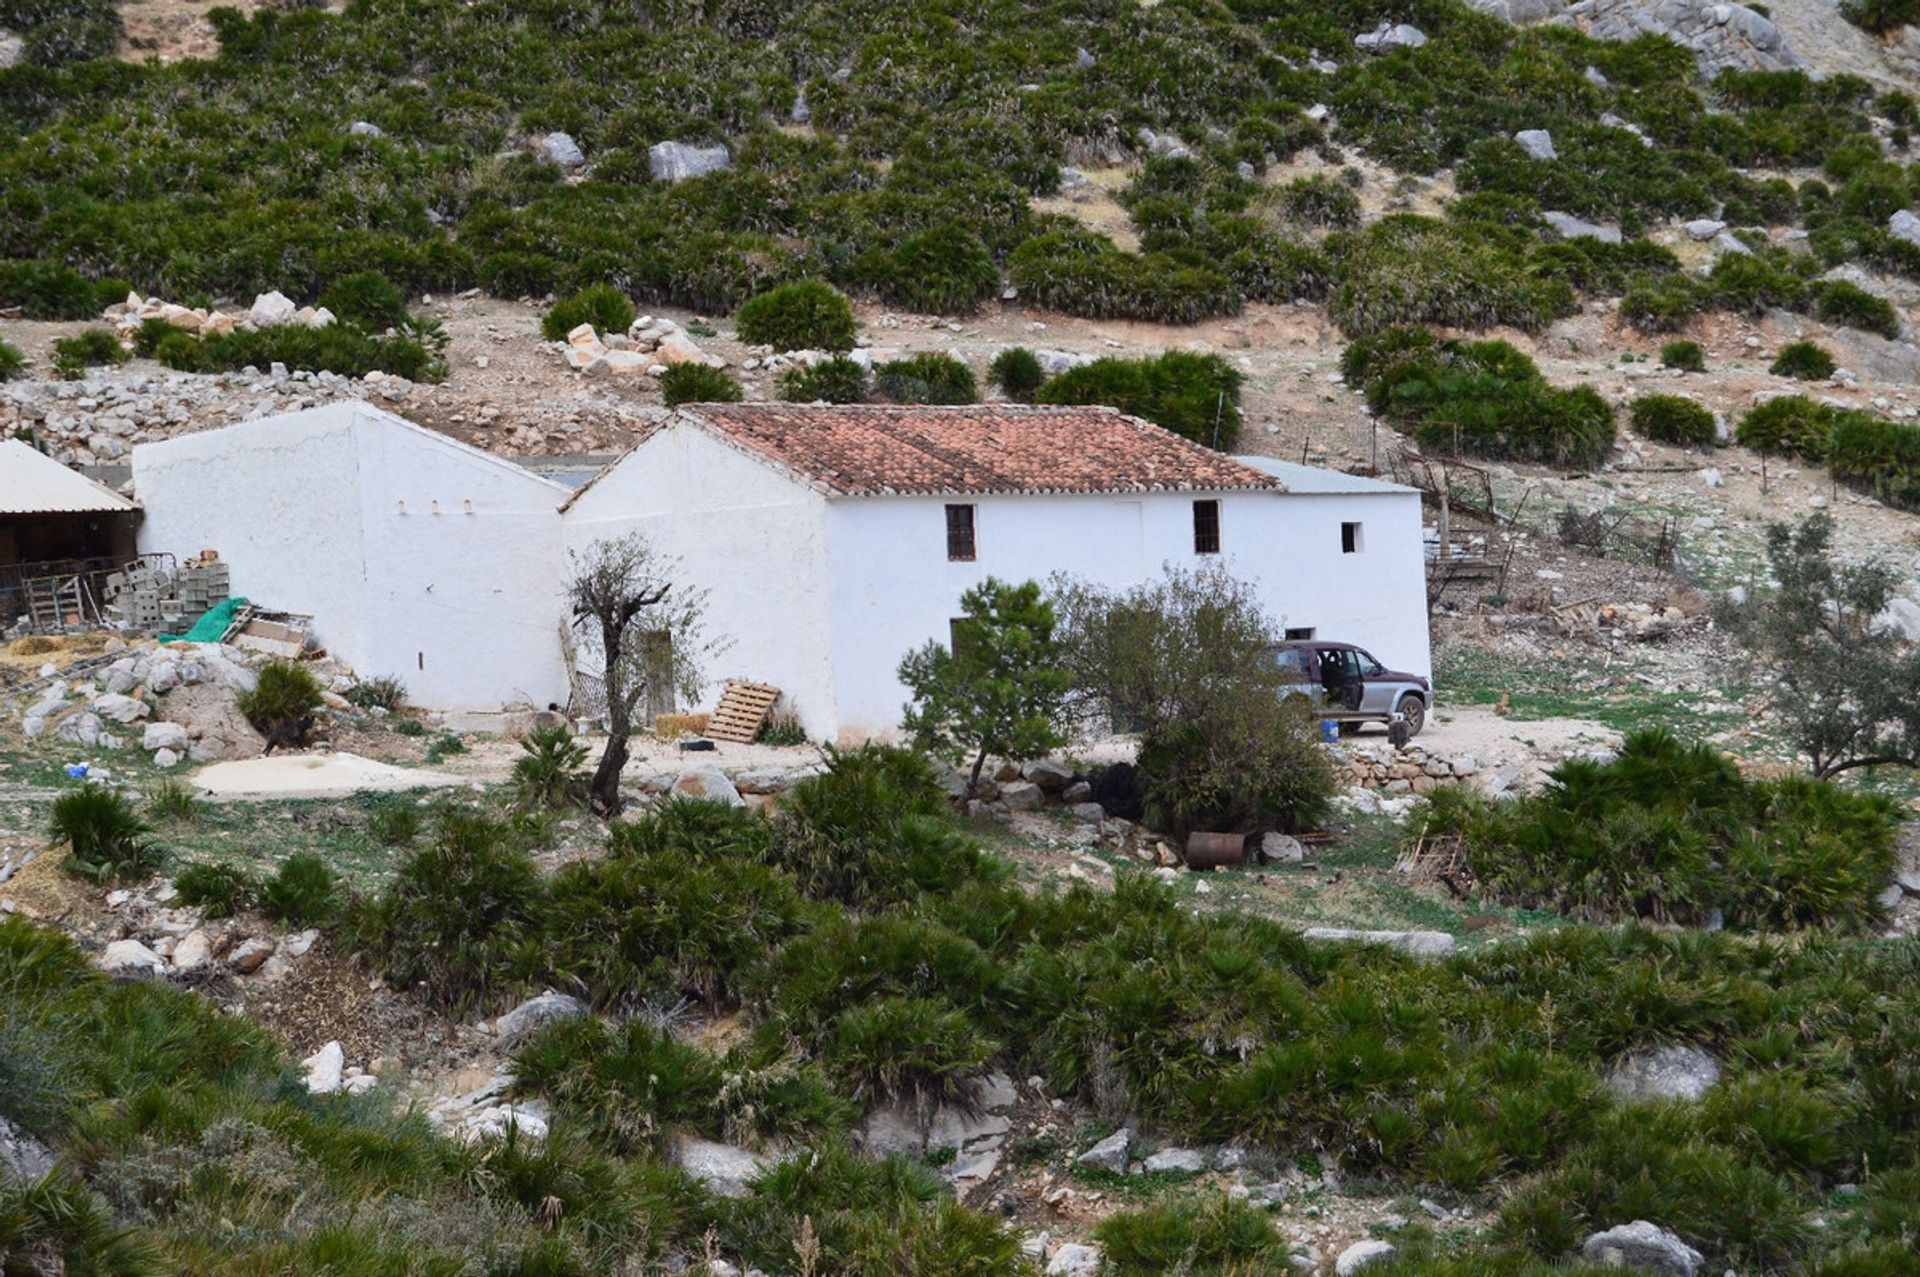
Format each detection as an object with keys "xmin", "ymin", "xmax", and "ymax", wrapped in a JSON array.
[
  {"xmin": 65, "ymin": 763, "xmax": 89, "ymax": 779},
  {"xmin": 1318, "ymin": 719, "xmax": 1339, "ymax": 744}
]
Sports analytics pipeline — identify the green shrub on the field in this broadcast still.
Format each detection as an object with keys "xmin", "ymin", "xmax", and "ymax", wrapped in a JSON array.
[
  {"xmin": 50, "ymin": 328, "xmax": 127, "ymax": 378},
  {"xmin": 1621, "ymin": 274, "xmax": 1706, "ymax": 334},
  {"xmin": 172, "ymin": 862, "xmax": 257, "ymax": 919},
  {"xmin": 1329, "ymin": 216, "xmax": 1572, "ymax": 337},
  {"xmin": 130, "ymin": 317, "xmax": 187, "ymax": 358},
  {"xmin": 235, "ymin": 660, "xmax": 323, "ymax": 734},
  {"xmin": 988, "ymin": 347, "xmax": 1045, "ymax": 401},
  {"xmin": 1660, "ymin": 339, "xmax": 1706, "ymax": 372},
  {"xmin": 1098, "ymin": 1196, "xmax": 1283, "ymax": 1275},
  {"xmin": 1350, "ymin": 335, "xmax": 1616, "ymax": 467},
  {"xmin": 1136, "ymin": 695, "xmax": 1334, "ymax": 838},
  {"xmin": 778, "ymin": 356, "xmax": 869, "ymax": 403},
  {"xmin": 260, "ymin": 853, "xmax": 339, "ymax": 926},
  {"xmin": 735, "ymin": 280, "xmax": 858, "ymax": 352},
  {"xmin": 659, "ymin": 362, "xmax": 743, "ymax": 406},
  {"xmin": 872, "ymin": 353, "xmax": 977, "ymax": 405},
  {"xmin": 1813, "ymin": 280, "xmax": 1901, "ymax": 339},
  {"xmin": 156, "ymin": 324, "xmax": 442, "ymax": 380},
  {"xmin": 1009, "ymin": 229, "xmax": 1241, "ymax": 325},
  {"xmin": 423, "ymin": 732, "xmax": 467, "ymax": 764},
  {"xmin": 1771, "ymin": 341, "xmax": 1838, "ymax": 381},
  {"xmin": 1737, "ymin": 395, "xmax": 1836, "ymax": 459},
  {"xmin": 1827, "ymin": 411, "xmax": 1920, "ymax": 510},
  {"xmin": 1038, "ymin": 351, "xmax": 1244, "ymax": 450},
  {"xmin": 1711, "ymin": 249, "xmax": 1812, "ymax": 315},
  {"xmin": 144, "ymin": 777, "xmax": 203, "ymax": 824},
  {"xmin": 318, "ymin": 272, "xmax": 409, "ymax": 330},
  {"xmin": 1411, "ymin": 729, "xmax": 1898, "ymax": 929},
  {"xmin": 350, "ymin": 812, "xmax": 545, "ymax": 1013},
  {"xmin": 0, "ymin": 340, "xmax": 25, "ymax": 381},
  {"xmin": 343, "ymin": 675, "xmax": 407, "ymax": 712},
  {"xmin": 1629, "ymin": 395, "xmax": 1716, "ymax": 446},
  {"xmin": 509, "ymin": 725, "xmax": 589, "ymax": 812},
  {"xmin": 368, "ymin": 800, "xmax": 422, "ymax": 846},
  {"xmin": 822, "ymin": 994, "xmax": 998, "ymax": 1107},
  {"xmin": 0, "ymin": 260, "xmax": 99, "ymax": 320},
  {"xmin": 1274, "ymin": 174, "xmax": 1361, "ymax": 229},
  {"xmin": 860, "ymin": 225, "xmax": 999, "ymax": 314},
  {"xmin": 541, "ymin": 284, "xmax": 636, "ymax": 341},
  {"xmin": 50, "ymin": 786, "xmax": 159, "ymax": 884}
]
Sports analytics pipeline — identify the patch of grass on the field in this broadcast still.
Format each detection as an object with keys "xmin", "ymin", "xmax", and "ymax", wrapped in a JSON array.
[
  {"xmin": 259, "ymin": 852, "xmax": 340, "ymax": 926},
  {"xmin": 172, "ymin": 861, "xmax": 256, "ymax": 919}
]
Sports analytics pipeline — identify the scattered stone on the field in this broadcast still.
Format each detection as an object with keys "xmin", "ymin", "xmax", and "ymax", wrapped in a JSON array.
[
  {"xmin": 540, "ymin": 131, "xmax": 585, "ymax": 169},
  {"xmin": 1076, "ymin": 1128, "xmax": 1131, "ymax": 1173},
  {"xmin": 1889, "ymin": 210, "xmax": 1920, "ymax": 249},
  {"xmin": 650, "ymin": 140, "xmax": 732, "ymax": 182},
  {"xmin": 1542, "ymin": 211, "xmax": 1622, "ymax": 244},
  {"xmin": 1142, "ymin": 1147, "xmax": 1206, "ymax": 1174},
  {"xmin": 171, "ymin": 929, "xmax": 213, "ymax": 970},
  {"xmin": 1354, "ymin": 23, "xmax": 1427, "ymax": 51},
  {"xmin": 303, "ymin": 1041, "xmax": 345, "ymax": 1095},
  {"xmin": 1606, "ymin": 1045, "xmax": 1720, "ymax": 1103},
  {"xmin": 284, "ymin": 928, "xmax": 320, "ymax": 958},
  {"xmin": 1514, "ymin": 129, "xmax": 1556, "ymax": 160},
  {"xmin": 1260, "ymin": 832, "xmax": 1306, "ymax": 864},
  {"xmin": 228, "ymin": 937, "xmax": 274, "ymax": 974},
  {"xmin": 142, "ymin": 721, "xmax": 190, "ymax": 753},
  {"xmin": 1302, "ymin": 928, "xmax": 1456, "ymax": 959},
  {"xmin": 1580, "ymin": 1221, "xmax": 1704, "ymax": 1276},
  {"xmin": 1021, "ymin": 758, "xmax": 1075, "ymax": 793},
  {"xmin": 495, "ymin": 992, "xmax": 588, "ymax": 1045},
  {"xmin": 1683, "ymin": 218, "xmax": 1727, "ymax": 240},
  {"xmin": 671, "ymin": 767, "xmax": 746, "ymax": 807},
  {"xmin": 99, "ymin": 939, "xmax": 165, "ymax": 973},
  {"xmin": 1336, "ymin": 1240, "xmax": 1398, "ymax": 1275},
  {"xmin": 1000, "ymin": 780, "xmax": 1045, "ymax": 811},
  {"xmin": 1047, "ymin": 1243, "xmax": 1104, "ymax": 1277},
  {"xmin": 676, "ymin": 1136, "xmax": 769, "ymax": 1198}
]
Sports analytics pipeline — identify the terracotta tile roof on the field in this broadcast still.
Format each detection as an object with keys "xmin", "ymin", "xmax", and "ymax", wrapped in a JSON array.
[{"xmin": 672, "ymin": 404, "xmax": 1285, "ymax": 497}]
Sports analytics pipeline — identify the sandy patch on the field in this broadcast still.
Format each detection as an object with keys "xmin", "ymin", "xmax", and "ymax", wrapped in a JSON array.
[{"xmin": 192, "ymin": 751, "xmax": 473, "ymax": 801}]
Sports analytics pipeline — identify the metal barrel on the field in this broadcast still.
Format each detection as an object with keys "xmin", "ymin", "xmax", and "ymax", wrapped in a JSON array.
[{"xmin": 1184, "ymin": 831, "xmax": 1247, "ymax": 869}]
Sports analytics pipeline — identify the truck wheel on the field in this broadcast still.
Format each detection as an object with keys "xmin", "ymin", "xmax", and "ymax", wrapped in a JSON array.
[{"xmin": 1398, "ymin": 696, "xmax": 1426, "ymax": 736}]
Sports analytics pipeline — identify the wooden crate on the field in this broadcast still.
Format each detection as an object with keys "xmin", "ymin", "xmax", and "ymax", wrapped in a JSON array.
[{"xmin": 706, "ymin": 681, "xmax": 780, "ymax": 744}]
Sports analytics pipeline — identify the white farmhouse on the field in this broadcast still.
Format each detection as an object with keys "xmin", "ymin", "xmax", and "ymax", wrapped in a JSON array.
[
  {"xmin": 132, "ymin": 401, "xmax": 571, "ymax": 710},
  {"xmin": 563, "ymin": 403, "xmax": 1430, "ymax": 743}
]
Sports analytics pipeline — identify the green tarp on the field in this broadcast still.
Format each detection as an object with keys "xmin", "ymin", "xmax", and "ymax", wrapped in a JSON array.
[{"xmin": 160, "ymin": 596, "xmax": 248, "ymax": 644}]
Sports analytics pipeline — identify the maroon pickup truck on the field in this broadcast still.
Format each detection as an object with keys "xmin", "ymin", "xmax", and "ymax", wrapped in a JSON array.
[{"xmin": 1270, "ymin": 640, "xmax": 1432, "ymax": 737}]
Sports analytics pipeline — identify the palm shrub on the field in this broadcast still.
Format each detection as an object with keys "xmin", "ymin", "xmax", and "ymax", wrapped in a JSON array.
[
  {"xmin": 1659, "ymin": 339, "xmax": 1706, "ymax": 371},
  {"xmin": 778, "ymin": 356, "xmax": 868, "ymax": 403},
  {"xmin": 988, "ymin": 347, "xmax": 1045, "ymax": 401},
  {"xmin": 821, "ymin": 994, "xmax": 999, "ymax": 1107},
  {"xmin": 368, "ymin": 800, "xmax": 422, "ymax": 846},
  {"xmin": 318, "ymin": 272, "xmax": 409, "ymax": 330},
  {"xmin": 51, "ymin": 786, "xmax": 159, "ymax": 883},
  {"xmin": 343, "ymin": 675, "xmax": 407, "ymax": 711},
  {"xmin": 0, "ymin": 260, "xmax": 99, "ymax": 319},
  {"xmin": 509, "ymin": 724, "xmax": 590, "ymax": 812},
  {"xmin": 145, "ymin": 776, "xmax": 203, "ymax": 823},
  {"xmin": 872, "ymin": 353, "xmax": 976, "ymax": 404},
  {"xmin": 1098, "ymin": 1196, "xmax": 1284, "ymax": 1275},
  {"xmin": 1771, "ymin": 341, "xmax": 1838, "ymax": 381},
  {"xmin": 1814, "ymin": 280, "xmax": 1901, "ymax": 338},
  {"xmin": 1827, "ymin": 412, "xmax": 1920, "ymax": 510},
  {"xmin": 172, "ymin": 862, "xmax": 257, "ymax": 918},
  {"xmin": 260, "ymin": 853, "xmax": 339, "ymax": 926},
  {"xmin": 1621, "ymin": 275, "xmax": 1706, "ymax": 333},
  {"xmin": 541, "ymin": 284, "xmax": 635, "ymax": 340},
  {"xmin": 235, "ymin": 660, "xmax": 323, "ymax": 735},
  {"xmin": 659, "ymin": 362, "xmax": 742, "ymax": 406},
  {"xmin": 0, "ymin": 339, "xmax": 27, "ymax": 381},
  {"xmin": 1274, "ymin": 173, "xmax": 1362, "ymax": 229},
  {"xmin": 1039, "ymin": 351, "xmax": 1245, "ymax": 450},
  {"xmin": 350, "ymin": 811, "xmax": 546, "ymax": 1013},
  {"xmin": 1737, "ymin": 395, "xmax": 1836, "ymax": 459},
  {"xmin": 1408, "ymin": 728, "xmax": 1898, "ymax": 929},
  {"xmin": 735, "ymin": 280, "xmax": 858, "ymax": 352},
  {"xmin": 51, "ymin": 328, "xmax": 127, "ymax": 378},
  {"xmin": 859, "ymin": 226, "xmax": 999, "ymax": 314},
  {"xmin": 1629, "ymin": 395, "xmax": 1716, "ymax": 446},
  {"xmin": 1008, "ymin": 228, "xmax": 1241, "ymax": 324}
]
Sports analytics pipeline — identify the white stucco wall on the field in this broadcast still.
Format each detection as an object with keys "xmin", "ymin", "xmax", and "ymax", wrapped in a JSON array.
[
  {"xmin": 819, "ymin": 486, "xmax": 1432, "ymax": 742},
  {"xmin": 561, "ymin": 423, "xmax": 838, "ymax": 736},
  {"xmin": 132, "ymin": 405, "xmax": 376, "ymax": 667},
  {"xmin": 133, "ymin": 402, "xmax": 572, "ymax": 710}
]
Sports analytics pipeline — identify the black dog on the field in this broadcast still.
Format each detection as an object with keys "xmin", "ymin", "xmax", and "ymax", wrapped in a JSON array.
[{"xmin": 262, "ymin": 715, "xmax": 315, "ymax": 755}]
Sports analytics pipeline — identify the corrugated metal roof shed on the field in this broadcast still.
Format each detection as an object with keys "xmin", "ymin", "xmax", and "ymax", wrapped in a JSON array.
[{"xmin": 0, "ymin": 439, "xmax": 140, "ymax": 515}]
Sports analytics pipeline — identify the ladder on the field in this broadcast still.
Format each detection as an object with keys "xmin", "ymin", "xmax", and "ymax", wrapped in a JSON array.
[{"xmin": 19, "ymin": 573, "xmax": 98, "ymax": 633}]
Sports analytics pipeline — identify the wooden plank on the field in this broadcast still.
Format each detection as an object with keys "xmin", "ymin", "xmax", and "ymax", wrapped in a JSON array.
[{"xmin": 706, "ymin": 680, "xmax": 780, "ymax": 742}]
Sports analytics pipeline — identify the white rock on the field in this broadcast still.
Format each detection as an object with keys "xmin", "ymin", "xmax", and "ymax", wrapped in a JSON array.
[
  {"xmin": 649, "ymin": 140, "xmax": 732, "ymax": 182},
  {"xmin": 1683, "ymin": 218, "xmax": 1727, "ymax": 240},
  {"xmin": 1889, "ymin": 209, "xmax": 1920, "ymax": 248},
  {"xmin": 676, "ymin": 1136, "xmax": 769, "ymax": 1198},
  {"xmin": 541, "ymin": 131, "xmax": 585, "ymax": 169},
  {"xmin": 1047, "ymin": 1243, "xmax": 1104, "ymax": 1277},
  {"xmin": 99, "ymin": 939, "xmax": 165, "ymax": 973},
  {"xmin": 91, "ymin": 693, "xmax": 149, "ymax": 724},
  {"xmin": 1076, "ymin": 1128, "xmax": 1131, "ymax": 1172},
  {"xmin": 1336, "ymin": 1240, "xmax": 1398, "ymax": 1275},
  {"xmin": 1514, "ymin": 128, "xmax": 1556, "ymax": 160},
  {"xmin": 228, "ymin": 937, "xmax": 275, "ymax": 974},
  {"xmin": 1303, "ymin": 928, "xmax": 1456, "ymax": 959},
  {"xmin": 671, "ymin": 767, "xmax": 745, "ymax": 807},
  {"xmin": 303, "ymin": 1041, "xmax": 346, "ymax": 1094},
  {"xmin": 1142, "ymin": 1147, "xmax": 1206, "ymax": 1173},
  {"xmin": 171, "ymin": 929, "xmax": 213, "ymax": 970},
  {"xmin": 249, "ymin": 291, "xmax": 298, "ymax": 328},
  {"xmin": 143, "ymin": 722, "xmax": 190, "ymax": 752},
  {"xmin": 1580, "ymin": 1221, "xmax": 1704, "ymax": 1276}
]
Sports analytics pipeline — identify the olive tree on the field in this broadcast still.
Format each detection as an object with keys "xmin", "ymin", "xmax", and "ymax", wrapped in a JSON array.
[
  {"xmin": 1721, "ymin": 513, "xmax": 1920, "ymax": 777},
  {"xmin": 1050, "ymin": 567, "xmax": 1333, "ymax": 836},
  {"xmin": 567, "ymin": 532, "xmax": 716, "ymax": 816},
  {"xmin": 897, "ymin": 577, "xmax": 1069, "ymax": 789}
]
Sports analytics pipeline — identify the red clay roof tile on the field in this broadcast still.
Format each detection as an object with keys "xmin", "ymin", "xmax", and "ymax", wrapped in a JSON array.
[{"xmin": 673, "ymin": 403, "xmax": 1284, "ymax": 497}]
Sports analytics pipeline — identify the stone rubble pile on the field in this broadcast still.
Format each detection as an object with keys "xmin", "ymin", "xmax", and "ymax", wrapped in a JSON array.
[
  {"xmin": 18, "ymin": 641, "xmax": 266, "ymax": 763},
  {"xmin": 556, "ymin": 315, "xmax": 725, "ymax": 377},
  {"xmin": 102, "ymin": 289, "xmax": 339, "ymax": 341},
  {"xmin": 70, "ymin": 881, "xmax": 312, "ymax": 984}
]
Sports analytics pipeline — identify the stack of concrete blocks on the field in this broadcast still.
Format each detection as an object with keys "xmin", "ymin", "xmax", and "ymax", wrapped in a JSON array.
[{"xmin": 104, "ymin": 553, "xmax": 231, "ymax": 634}]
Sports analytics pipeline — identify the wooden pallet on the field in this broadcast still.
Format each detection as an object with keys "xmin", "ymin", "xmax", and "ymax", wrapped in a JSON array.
[{"xmin": 706, "ymin": 680, "xmax": 780, "ymax": 743}]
